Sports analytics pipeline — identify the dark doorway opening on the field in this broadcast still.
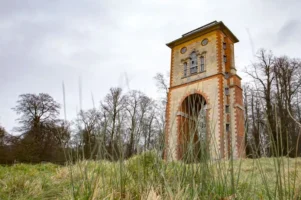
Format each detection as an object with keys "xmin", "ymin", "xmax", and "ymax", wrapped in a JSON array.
[{"xmin": 178, "ymin": 94, "xmax": 208, "ymax": 162}]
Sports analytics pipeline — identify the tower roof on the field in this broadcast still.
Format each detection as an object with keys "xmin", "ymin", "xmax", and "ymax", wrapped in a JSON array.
[{"xmin": 166, "ymin": 21, "xmax": 239, "ymax": 48}]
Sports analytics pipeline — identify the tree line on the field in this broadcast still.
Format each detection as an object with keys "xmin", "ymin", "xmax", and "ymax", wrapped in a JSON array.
[
  {"xmin": 0, "ymin": 76, "xmax": 168, "ymax": 164},
  {"xmin": 0, "ymin": 48, "xmax": 300, "ymax": 164}
]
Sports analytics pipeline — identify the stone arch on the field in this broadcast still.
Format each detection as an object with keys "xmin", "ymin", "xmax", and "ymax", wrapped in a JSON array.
[
  {"xmin": 176, "ymin": 90, "xmax": 211, "ymax": 162},
  {"xmin": 177, "ymin": 90, "xmax": 210, "ymax": 111}
]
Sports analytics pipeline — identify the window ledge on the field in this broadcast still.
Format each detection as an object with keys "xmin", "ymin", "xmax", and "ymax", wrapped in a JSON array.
[{"xmin": 182, "ymin": 70, "xmax": 206, "ymax": 79}]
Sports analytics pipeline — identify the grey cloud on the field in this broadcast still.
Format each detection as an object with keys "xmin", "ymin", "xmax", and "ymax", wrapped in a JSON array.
[
  {"xmin": 1, "ymin": 0, "xmax": 301, "ymax": 133},
  {"xmin": 277, "ymin": 20, "xmax": 301, "ymax": 43},
  {"xmin": 0, "ymin": 0, "xmax": 106, "ymax": 18}
]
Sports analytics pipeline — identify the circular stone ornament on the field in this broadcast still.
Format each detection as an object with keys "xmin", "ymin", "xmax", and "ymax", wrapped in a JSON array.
[
  {"xmin": 180, "ymin": 47, "xmax": 187, "ymax": 54},
  {"xmin": 201, "ymin": 38, "xmax": 209, "ymax": 46}
]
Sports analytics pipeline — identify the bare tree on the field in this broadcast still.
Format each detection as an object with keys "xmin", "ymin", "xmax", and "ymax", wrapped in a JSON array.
[
  {"xmin": 11, "ymin": 93, "xmax": 68, "ymax": 163},
  {"xmin": 245, "ymin": 49, "xmax": 276, "ymax": 156},
  {"xmin": 124, "ymin": 90, "xmax": 140, "ymax": 157},
  {"xmin": 249, "ymin": 88, "xmax": 266, "ymax": 157},
  {"xmin": 139, "ymin": 95, "xmax": 156, "ymax": 151},
  {"xmin": 124, "ymin": 90, "xmax": 156, "ymax": 157},
  {"xmin": 12, "ymin": 93, "xmax": 60, "ymax": 132},
  {"xmin": 154, "ymin": 72, "xmax": 169, "ymax": 104},
  {"xmin": 76, "ymin": 109, "xmax": 101, "ymax": 159},
  {"xmin": 243, "ymin": 84, "xmax": 254, "ymax": 157},
  {"xmin": 273, "ymin": 56, "xmax": 301, "ymax": 156},
  {"xmin": 101, "ymin": 88, "xmax": 126, "ymax": 160},
  {"xmin": 153, "ymin": 72, "xmax": 169, "ymax": 156}
]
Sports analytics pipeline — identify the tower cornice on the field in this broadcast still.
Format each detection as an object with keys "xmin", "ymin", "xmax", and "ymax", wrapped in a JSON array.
[{"xmin": 166, "ymin": 21, "xmax": 239, "ymax": 48}]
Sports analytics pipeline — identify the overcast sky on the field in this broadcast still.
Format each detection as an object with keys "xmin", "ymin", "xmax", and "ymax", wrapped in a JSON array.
[{"xmin": 0, "ymin": 0, "xmax": 301, "ymax": 133}]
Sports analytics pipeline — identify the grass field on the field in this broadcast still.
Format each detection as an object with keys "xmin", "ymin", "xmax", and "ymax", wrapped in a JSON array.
[{"xmin": 0, "ymin": 152, "xmax": 301, "ymax": 200}]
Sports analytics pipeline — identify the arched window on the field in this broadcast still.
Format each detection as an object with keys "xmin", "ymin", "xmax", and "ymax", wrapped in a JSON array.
[
  {"xmin": 200, "ymin": 56, "xmax": 205, "ymax": 72},
  {"xmin": 190, "ymin": 52, "xmax": 198, "ymax": 74},
  {"xmin": 184, "ymin": 62, "xmax": 187, "ymax": 76}
]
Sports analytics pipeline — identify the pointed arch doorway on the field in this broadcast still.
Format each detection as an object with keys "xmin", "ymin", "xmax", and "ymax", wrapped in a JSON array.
[{"xmin": 177, "ymin": 93, "xmax": 209, "ymax": 162}]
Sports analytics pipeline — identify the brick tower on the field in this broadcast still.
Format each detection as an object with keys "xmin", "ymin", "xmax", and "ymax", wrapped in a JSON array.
[{"xmin": 164, "ymin": 21, "xmax": 245, "ymax": 161}]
